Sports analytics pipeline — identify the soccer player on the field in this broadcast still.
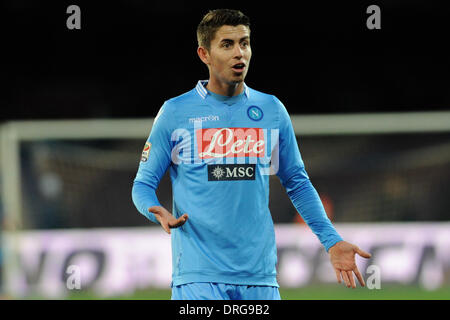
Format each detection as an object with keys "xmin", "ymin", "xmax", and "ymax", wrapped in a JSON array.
[{"xmin": 132, "ymin": 9, "xmax": 371, "ymax": 300}]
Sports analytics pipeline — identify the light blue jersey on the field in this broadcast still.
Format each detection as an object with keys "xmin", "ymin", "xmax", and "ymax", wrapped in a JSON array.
[{"xmin": 132, "ymin": 80, "xmax": 343, "ymax": 288}]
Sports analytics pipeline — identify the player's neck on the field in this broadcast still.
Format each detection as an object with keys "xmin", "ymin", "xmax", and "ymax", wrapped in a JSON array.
[{"xmin": 206, "ymin": 78, "xmax": 244, "ymax": 97}]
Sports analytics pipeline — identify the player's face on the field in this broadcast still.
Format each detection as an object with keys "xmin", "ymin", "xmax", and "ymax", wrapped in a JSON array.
[{"xmin": 207, "ymin": 25, "xmax": 251, "ymax": 85}]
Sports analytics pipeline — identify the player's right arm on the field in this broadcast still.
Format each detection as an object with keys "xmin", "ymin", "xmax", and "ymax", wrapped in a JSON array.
[
  {"xmin": 273, "ymin": 96, "xmax": 371, "ymax": 288},
  {"xmin": 131, "ymin": 102, "xmax": 188, "ymax": 232}
]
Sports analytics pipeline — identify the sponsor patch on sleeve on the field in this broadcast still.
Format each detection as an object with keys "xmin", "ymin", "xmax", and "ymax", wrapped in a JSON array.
[{"xmin": 141, "ymin": 142, "xmax": 151, "ymax": 162}]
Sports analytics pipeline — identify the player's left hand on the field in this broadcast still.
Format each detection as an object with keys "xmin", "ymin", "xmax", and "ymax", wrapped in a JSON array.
[{"xmin": 328, "ymin": 241, "xmax": 371, "ymax": 288}]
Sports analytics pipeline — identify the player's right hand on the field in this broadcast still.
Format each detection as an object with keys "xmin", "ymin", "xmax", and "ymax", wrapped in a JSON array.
[{"xmin": 148, "ymin": 206, "xmax": 188, "ymax": 234}]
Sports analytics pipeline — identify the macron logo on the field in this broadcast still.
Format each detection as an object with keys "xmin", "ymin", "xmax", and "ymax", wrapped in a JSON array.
[{"xmin": 189, "ymin": 115, "xmax": 220, "ymax": 124}]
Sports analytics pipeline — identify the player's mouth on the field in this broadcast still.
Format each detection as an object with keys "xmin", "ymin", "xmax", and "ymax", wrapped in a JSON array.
[{"xmin": 231, "ymin": 62, "xmax": 246, "ymax": 73}]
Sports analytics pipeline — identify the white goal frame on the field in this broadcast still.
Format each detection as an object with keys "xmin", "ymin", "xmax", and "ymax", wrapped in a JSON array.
[{"xmin": 2, "ymin": 111, "xmax": 450, "ymax": 230}]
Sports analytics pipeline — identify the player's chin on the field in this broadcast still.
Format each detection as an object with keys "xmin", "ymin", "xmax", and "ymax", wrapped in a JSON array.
[{"xmin": 230, "ymin": 71, "xmax": 247, "ymax": 82}]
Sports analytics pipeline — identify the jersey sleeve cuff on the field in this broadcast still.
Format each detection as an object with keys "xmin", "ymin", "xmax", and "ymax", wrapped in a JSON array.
[{"xmin": 324, "ymin": 237, "xmax": 344, "ymax": 253}]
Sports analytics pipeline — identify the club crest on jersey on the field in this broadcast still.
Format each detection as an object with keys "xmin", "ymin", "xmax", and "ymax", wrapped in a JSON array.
[
  {"xmin": 141, "ymin": 142, "xmax": 151, "ymax": 162},
  {"xmin": 247, "ymin": 106, "xmax": 263, "ymax": 121}
]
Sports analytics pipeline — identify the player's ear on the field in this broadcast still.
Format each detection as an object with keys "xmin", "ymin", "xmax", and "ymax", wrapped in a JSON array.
[{"xmin": 197, "ymin": 46, "xmax": 210, "ymax": 65}]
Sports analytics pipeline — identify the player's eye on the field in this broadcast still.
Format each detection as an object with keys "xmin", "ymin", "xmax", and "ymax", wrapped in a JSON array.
[{"xmin": 222, "ymin": 41, "xmax": 233, "ymax": 48}]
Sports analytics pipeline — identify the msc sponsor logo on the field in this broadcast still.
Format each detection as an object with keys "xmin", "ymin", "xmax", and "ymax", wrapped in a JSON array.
[{"xmin": 208, "ymin": 164, "xmax": 256, "ymax": 181}]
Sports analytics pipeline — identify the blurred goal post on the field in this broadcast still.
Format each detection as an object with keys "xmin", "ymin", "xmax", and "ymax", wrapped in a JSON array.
[
  {"xmin": 3, "ymin": 111, "xmax": 450, "ymax": 229},
  {"xmin": 1, "ymin": 110, "xmax": 450, "ymax": 293}
]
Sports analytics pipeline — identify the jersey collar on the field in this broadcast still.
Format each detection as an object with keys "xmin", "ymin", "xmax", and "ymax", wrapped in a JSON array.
[{"xmin": 195, "ymin": 80, "xmax": 250, "ymax": 99}]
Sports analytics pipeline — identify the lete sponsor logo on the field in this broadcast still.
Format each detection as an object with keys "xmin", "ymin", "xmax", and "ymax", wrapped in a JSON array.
[
  {"xmin": 196, "ymin": 127, "xmax": 265, "ymax": 159},
  {"xmin": 169, "ymin": 126, "xmax": 279, "ymax": 175}
]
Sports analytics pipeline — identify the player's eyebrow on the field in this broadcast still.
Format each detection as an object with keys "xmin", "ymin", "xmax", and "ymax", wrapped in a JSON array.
[{"xmin": 220, "ymin": 36, "xmax": 250, "ymax": 43}]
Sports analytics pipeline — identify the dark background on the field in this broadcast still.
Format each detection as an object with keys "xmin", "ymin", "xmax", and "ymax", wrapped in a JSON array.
[
  {"xmin": 2, "ymin": 0, "xmax": 450, "ymax": 121},
  {"xmin": 0, "ymin": 1, "xmax": 449, "ymax": 228}
]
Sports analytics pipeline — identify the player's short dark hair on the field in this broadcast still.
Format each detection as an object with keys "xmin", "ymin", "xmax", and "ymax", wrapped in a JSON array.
[{"xmin": 197, "ymin": 9, "xmax": 250, "ymax": 50}]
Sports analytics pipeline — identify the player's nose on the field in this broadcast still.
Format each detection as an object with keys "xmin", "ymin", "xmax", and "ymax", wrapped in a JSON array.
[{"xmin": 233, "ymin": 45, "xmax": 244, "ymax": 59}]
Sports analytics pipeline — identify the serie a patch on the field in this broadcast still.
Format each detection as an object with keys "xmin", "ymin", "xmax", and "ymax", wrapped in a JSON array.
[{"xmin": 141, "ymin": 142, "xmax": 151, "ymax": 162}]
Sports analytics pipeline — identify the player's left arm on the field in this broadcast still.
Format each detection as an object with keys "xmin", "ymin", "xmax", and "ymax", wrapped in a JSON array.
[{"xmin": 273, "ymin": 96, "xmax": 371, "ymax": 288}]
